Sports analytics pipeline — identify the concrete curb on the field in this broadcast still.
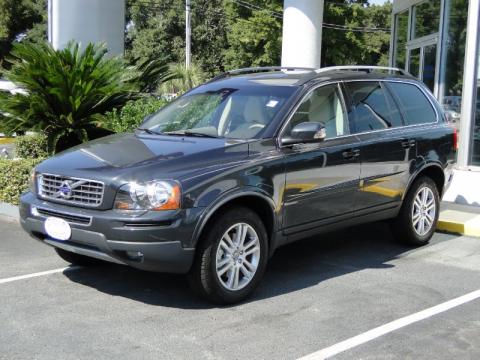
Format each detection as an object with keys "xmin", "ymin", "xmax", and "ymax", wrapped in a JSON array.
[
  {"xmin": 437, "ymin": 202, "xmax": 480, "ymax": 237},
  {"xmin": 0, "ymin": 202, "xmax": 19, "ymax": 219}
]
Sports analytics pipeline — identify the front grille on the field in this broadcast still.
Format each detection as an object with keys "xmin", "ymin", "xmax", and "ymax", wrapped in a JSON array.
[
  {"xmin": 38, "ymin": 173, "xmax": 104, "ymax": 207},
  {"xmin": 35, "ymin": 207, "xmax": 92, "ymax": 225}
]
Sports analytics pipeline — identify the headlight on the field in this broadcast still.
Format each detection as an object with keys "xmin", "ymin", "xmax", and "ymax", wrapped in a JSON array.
[{"xmin": 114, "ymin": 180, "xmax": 181, "ymax": 211}]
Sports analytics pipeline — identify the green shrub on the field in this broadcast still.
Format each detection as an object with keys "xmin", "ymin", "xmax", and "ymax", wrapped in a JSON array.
[
  {"xmin": 15, "ymin": 134, "xmax": 49, "ymax": 158},
  {"xmin": 106, "ymin": 96, "xmax": 169, "ymax": 133},
  {"xmin": 0, "ymin": 158, "xmax": 44, "ymax": 205}
]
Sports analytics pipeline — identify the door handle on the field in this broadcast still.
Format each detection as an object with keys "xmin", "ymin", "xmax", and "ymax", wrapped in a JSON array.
[
  {"xmin": 401, "ymin": 139, "xmax": 416, "ymax": 148},
  {"xmin": 342, "ymin": 149, "xmax": 360, "ymax": 159}
]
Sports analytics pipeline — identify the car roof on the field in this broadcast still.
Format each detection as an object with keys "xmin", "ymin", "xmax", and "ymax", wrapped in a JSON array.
[{"xmin": 207, "ymin": 66, "xmax": 417, "ymax": 88}]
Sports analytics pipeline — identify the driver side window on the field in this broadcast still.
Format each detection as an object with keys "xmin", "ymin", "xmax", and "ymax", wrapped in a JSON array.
[{"xmin": 285, "ymin": 84, "xmax": 348, "ymax": 139}]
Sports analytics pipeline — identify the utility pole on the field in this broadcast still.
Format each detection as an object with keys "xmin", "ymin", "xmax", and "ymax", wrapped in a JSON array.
[{"xmin": 185, "ymin": 0, "xmax": 192, "ymax": 69}]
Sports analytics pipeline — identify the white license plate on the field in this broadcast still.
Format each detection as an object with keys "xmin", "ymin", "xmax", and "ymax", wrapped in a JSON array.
[{"xmin": 44, "ymin": 217, "xmax": 72, "ymax": 241}]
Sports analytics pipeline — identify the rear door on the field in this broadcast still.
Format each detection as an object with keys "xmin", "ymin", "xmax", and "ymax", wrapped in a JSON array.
[
  {"xmin": 343, "ymin": 80, "xmax": 414, "ymax": 213},
  {"xmin": 280, "ymin": 83, "xmax": 361, "ymax": 234}
]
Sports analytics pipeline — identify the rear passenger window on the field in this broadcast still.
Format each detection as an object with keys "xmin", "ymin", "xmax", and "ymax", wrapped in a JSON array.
[
  {"xmin": 387, "ymin": 82, "xmax": 437, "ymax": 125},
  {"xmin": 345, "ymin": 81, "xmax": 404, "ymax": 134}
]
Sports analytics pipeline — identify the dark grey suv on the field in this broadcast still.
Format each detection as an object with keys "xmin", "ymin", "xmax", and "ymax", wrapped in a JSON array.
[{"xmin": 19, "ymin": 66, "xmax": 456, "ymax": 304}]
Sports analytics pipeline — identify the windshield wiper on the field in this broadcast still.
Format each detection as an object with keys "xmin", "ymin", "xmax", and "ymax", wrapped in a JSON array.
[
  {"xmin": 137, "ymin": 128, "xmax": 163, "ymax": 135},
  {"xmin": 166, "ymin": 131, "xmax": 222, "ymax": 138}
]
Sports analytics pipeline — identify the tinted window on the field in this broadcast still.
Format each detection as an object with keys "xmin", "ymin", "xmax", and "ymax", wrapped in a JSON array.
[
  {"xmin": 285, "ymin": 84, "xmax": 348, "ymax": 139},
  {"xmin": 388, "ymin": 82, "xmax": 437, "ymax": 125},
  {"xmin": 346, "ymin": 81, "xmax": 404, "ymax": 133}
]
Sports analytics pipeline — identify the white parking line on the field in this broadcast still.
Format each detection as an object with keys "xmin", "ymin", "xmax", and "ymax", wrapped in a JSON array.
[
  {"xmin": 0, "ymin": 266, "xmax": 80, "ymax": 285},
  {"xmin": 298, "ymin": 288, "xmax": 480, "ymax": 360}
]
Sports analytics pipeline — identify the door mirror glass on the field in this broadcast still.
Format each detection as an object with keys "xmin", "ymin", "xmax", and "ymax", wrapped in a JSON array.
[{"xmin": 281, "ymin": 122, "xmax": 326, "ymax": 146}]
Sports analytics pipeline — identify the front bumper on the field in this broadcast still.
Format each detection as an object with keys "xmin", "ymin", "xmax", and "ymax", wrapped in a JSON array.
[{"xmin": 19, "ymin": 192, "xmax": 202, "ymax": 273}]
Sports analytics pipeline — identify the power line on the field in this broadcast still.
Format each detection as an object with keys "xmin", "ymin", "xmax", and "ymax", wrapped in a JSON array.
[
  {"xmin": 130, "ymin": 0, "xmax": 389, "ymax": 33},
  {"xmin": 228, "ymin": 0, "xmax": 283, "ymax": 19},
  {"xmin": 323, "ymin": 22, "xmax": 389, "ymax": 32}
]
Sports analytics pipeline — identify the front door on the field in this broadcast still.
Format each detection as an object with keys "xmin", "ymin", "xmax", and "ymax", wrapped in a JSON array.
[{"xmin": 280, "ymin": 83, "xmax": 361, "ymax": 235}]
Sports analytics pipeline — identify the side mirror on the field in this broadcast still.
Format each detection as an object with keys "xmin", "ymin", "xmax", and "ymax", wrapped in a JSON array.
[{"xmin": 281, "ymin": 122, "xmax": 326, "ymax": 146}]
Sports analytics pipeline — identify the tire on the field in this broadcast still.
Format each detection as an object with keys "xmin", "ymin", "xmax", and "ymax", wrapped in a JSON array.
[
  {"xmin": 392, "ymin": 176, "xmax": 440, "ymax": 246},
  {"xmin": 54, "ymin": 248, "xmax": 103, "ymax": 266},
  {"xmin": 187, "ymin": 206, "xmax": 269, "ymax": 305}
]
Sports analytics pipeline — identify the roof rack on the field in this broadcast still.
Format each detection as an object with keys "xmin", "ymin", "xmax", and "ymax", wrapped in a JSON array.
[
  {"xmin": 315, "ymin": 66, "xmax": 411, "ymax": 76},
  {"xmin": 208, "ymin": 66, "xmax": 316, "ymax": 83}
]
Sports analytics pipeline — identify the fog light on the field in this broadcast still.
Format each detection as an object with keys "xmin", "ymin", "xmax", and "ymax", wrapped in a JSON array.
[{"xmin": 125, "ymin": 251, "xmax": 144, "ymax": 262}]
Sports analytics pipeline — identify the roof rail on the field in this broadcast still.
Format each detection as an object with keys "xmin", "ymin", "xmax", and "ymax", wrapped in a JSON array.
[
  {"xmin": 315, "ymin": 66, "xmax": 411, "ymax": 76},
  {"xmin": 208, "ymin": 66, "xmax": 315, "ymax": 83}
]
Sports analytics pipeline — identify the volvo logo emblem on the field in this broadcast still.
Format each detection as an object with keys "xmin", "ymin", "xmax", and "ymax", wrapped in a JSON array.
[{"xmin": 58, "ymin": 180, "xmax": 73, "ymax": 199}]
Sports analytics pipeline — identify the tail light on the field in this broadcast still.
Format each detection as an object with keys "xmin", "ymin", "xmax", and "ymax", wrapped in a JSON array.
[{"xmin": 453, "ymin": 127, "xmax": 458, "ymax": 151}]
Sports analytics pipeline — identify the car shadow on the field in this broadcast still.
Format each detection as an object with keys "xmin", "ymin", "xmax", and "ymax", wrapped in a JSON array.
[{"xmin": 63, "ymin": 222, "xmax": 450, "ymax": 309}]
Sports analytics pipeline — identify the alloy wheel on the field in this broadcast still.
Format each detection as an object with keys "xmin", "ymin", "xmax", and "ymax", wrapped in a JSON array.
[
  {"xmin": 215, "ymin": 223, "xmax": 261, "ymax": 291},
  {"xmin": 411, "ymin": 186, "xmax": 436, "ymax": 236}
]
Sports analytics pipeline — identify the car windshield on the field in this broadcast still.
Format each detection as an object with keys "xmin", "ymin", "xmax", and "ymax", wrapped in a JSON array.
[{"xmin": 141, "ymin": 85, "xmax": 296, "ymax": 139}]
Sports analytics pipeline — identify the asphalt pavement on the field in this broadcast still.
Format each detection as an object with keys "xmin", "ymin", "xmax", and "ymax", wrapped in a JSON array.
[{"xmin": 1, "ymin": 215, "xmax": 479, "ymax": 360}]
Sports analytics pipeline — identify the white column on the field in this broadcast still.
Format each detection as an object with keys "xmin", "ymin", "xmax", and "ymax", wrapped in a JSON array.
[
  {"xmin": 281, "ymin": 0, "xmax": 324, "ymax": 69},
  {"xmin": 457, "ymin": 0, "xmax": 480, "ymax": 168},
  {"xmin": 50, "ymin": 0, "xmax": 125, "ymax": 56}
]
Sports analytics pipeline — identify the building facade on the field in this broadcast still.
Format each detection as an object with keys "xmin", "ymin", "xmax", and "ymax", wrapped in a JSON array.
[{"xmin": 390, "ymin": 0, "xmax": 479, "ymax": 169}]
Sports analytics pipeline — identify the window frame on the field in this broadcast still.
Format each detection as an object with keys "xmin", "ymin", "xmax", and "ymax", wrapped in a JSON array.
[{"xmin": 277, "ymin": 82, "xmax": 352, "ymax": 148}]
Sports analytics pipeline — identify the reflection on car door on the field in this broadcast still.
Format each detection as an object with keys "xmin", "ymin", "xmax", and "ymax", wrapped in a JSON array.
[
  {"xmin": 280, "ymin": 84, "xmax": 361, "ymax": 236},
  {"xmin": 343, "ymin": 81, "xmax": 414, "ymax": 213}
]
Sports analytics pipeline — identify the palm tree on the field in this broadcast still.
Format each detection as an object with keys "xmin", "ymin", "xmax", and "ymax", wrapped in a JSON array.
[
  {"xmin": 158, "ymin": 62, "xmax": 206, "ymax": 95},
  {"xmin": 0, "ymin": 41, "xmax": 171, "ymax": 153}
]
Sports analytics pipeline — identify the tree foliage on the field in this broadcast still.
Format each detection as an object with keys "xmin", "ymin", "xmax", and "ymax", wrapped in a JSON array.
[
  {"xmin": 158, "ymin": 62, "xmax": 206, "ymax": 94},
  {"xmin": 223, "ymin": 1, "xmax": 283, "ymax": 70},
  {"xmin": 1, "ymin": 0, "xmax": 393, "ymax": 78},
  {"xmin": 0, "ymin": 0, "xmax": 46, "ymax": 68},
  {"xmin": 0, "ymin": 42, "xmax": 170, "ymax": 153}
]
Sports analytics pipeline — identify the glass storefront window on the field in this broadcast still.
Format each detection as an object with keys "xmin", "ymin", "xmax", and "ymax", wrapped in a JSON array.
[
  {"xmin": 423, "ymin": 44, "xmax": 437, "ymax": 91},
  {"xmin": 412, "ymin": 0, "xmax": 441, "ymax": 39},
  {"xmin": 473, "ymin": 51, "xmax": 480, "ymax": 166},
  {"xmin": 442, "ymin": 0, "xmax": 468, "ymax": 131},
  {"xmin": 409, "ymin": 48, "xmax": 421, "ymax": 78},
  {"xmin": 394, "ymin": 11, "xmax": 409, "ymax": 69}
]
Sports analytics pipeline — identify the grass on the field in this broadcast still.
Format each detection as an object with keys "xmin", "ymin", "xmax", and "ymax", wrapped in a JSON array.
[{"xmin": 0, "ymin": 138, "xmax": 14, "ymax": 145}]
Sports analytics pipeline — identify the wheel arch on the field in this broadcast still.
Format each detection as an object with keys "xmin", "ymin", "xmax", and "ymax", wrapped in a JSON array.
[
  {"xmin": 406, "ymin": 163, "xmax": 445, "ymax": 198},
  {"xmin": 192, "ymin": 190, "xmax": 277, "ymax": 254}
]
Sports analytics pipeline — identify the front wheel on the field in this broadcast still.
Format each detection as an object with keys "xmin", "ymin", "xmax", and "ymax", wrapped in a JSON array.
[
  {"xmin": 188, "ymin": 206, "xmax": 268, "ymax": 304},
  {"xmin": 392, "ymin": 176, "xmax": 440, "ymax": 246}
]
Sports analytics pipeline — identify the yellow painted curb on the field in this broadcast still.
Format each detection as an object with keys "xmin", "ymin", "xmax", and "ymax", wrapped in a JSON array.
[{"xmin": 437, "ymin": 210, "xmax": 480, "ymax": 237}]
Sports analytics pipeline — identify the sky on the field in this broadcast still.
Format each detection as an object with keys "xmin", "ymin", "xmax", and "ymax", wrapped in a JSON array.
[{"xmin": 369, "ymin": 0, "xmax": 389, "ymax": 4}]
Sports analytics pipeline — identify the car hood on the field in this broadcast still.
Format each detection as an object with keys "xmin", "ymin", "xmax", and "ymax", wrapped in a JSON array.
[{"xmin": 36, "ymin": 133, "xmax": 251, "ymax": 183}]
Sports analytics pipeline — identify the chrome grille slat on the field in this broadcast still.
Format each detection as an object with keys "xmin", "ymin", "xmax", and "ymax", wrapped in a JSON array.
[{"xmin": 38, "ymin": 173, "xmax": 104, "ymax": 207}]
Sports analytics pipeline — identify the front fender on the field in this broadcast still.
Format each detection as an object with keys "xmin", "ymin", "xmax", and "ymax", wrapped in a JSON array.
[{"xmin": 191, "ymin": 186, "xmax": 277, "ymax": 247}]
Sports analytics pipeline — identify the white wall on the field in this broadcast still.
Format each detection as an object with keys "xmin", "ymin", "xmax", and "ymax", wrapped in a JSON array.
[
  {"xmin": 281, "ymin": 0, "xmax": 324, "ymax": 69},
  {"xmin": 49, "ymin": 0, "xmax": 125, "ymax": 56}
]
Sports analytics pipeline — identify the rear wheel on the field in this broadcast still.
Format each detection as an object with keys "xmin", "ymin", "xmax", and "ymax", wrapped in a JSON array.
[
  {"xmin": 54, "ymin": 248, "xmax": 102, "ymax": 266},
  {"xmin": 392, "ymin": 176, "xmax": 440, "ymax": 246},
  {"xmin": 188, "ymin": 206, "xmax": 268, "ymax": 304}
]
